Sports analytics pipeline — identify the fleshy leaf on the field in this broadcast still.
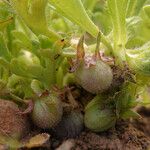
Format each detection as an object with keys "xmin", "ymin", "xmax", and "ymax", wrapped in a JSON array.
[
  {"xmin": 11, "ymin": 30, "xmax": 33, "ymax": 50},
  {"xmin": 139, "ymin": 86, "xmax": 150, "ymax": 105},
  {"xmin": 10, "ymin": 50, "xmax": 44, "ymax": 80},
  {"xmin": 10, "ymin": 58, "xmax": 45, "ymax": 80},
  {"xmin": 7, "ymin": 74, "xmax": 33, "ymax": 98},
  {"xmin": 126, "ymin": 41, "xmax": 150, "ymax": 75},
  {"xmin": 0, "ymin": 17, "xmax": 13, "ymax": 30},
  {"xmin": 49, "ymin": 0, "xmax": 99, "ymax": 37},
  {"xmin": 107, "ymin": 0, "xmax": 127, "ymax": 48},
  {"xmin": 49, "ymin": 0, "xmax": 112, "ymax": 51},
  {"xmin": 120, "ymin": 109, "xmax": 141, "ymax": 119},
  {"xmin": 126, "ymin": 0, "xmax": 147, "ymax": 17},
  {"xmin": 0, "ymin": 57, "xmax": 10, "ymax": 70},
  {"xmin": 56, "ymin": 66, "xmax": 63, "ymax": 88},
  {"xmin": 38, "ymin": 35, "xmax": 53, "ymax": 49},
  {"xmin": 10, "ymin": 0, "xmax": 61, "ymax": 41},
  {"xmin": 83, "ymin": 0, "xmax": 98, "ymax": 11},
  {"xmin": 115, "ymin": 82, "xmax": 138, "ymax": 117},
  {"xmin": 31, "ymin": 79, "xmax": 44, "ymax": 96},
  {"xmin": 85, "ymin": 95, "xmax": 103, "ymax": 111},
  {"xmin": 0, "ymin": 1, "xmax": 12, "ymax": 20},
  {"xmin": 143, "ymin": 5, "xmax": 150, "ymax": 18},
  {"xmin": 0, "ymin": 32, "xmax": 11, "ymax": 61}
]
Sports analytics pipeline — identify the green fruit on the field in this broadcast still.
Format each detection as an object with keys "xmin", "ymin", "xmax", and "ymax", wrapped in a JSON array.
[
  {"xmin": 53, "ymin": 111, "xmax": 84, "ymax": 139},
  {"xmin": 75, "ymin": 60, "xmax": 113, "ymax": 94},
  {"xmin": 32, "ymin": 93, "xmax": 63, "ymax": 129},
  {"xmin": 84, "ymin": 96, "xmax": 116, "ymax": 132}
]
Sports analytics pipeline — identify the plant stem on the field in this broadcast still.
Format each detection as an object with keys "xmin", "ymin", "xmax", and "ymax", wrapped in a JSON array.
[
  {"xmin": 101, "ymin": 33, "xmax": 113, "ymax": 53},
  {"xmin": 44, "ymin": 59, "xmax": 56, "ymax": 89},
  {"xmin": 9, "ymin": 93, "xmax": 25, "ymax": 104}
]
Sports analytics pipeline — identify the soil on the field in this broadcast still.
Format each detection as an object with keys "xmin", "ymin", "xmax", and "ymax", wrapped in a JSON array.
[
  {"xmin": 51, "ymin": 107, "xmax": 150, "ymax": 150},
  {"xmin": 1, "ymin": 100, "xmax": 150, "ymax": 150}
]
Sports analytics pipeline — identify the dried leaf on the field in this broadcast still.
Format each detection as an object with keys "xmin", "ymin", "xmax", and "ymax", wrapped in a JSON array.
[{"xmin": 25, "ymin": 133, "xmax": 50, "ymax": 148}]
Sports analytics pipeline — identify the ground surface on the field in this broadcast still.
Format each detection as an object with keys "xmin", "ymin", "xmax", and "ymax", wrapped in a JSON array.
[
  {"xmin": 2, "ymin": 99, "xmax": 149, "ymax": 150},
  {"xmin": 50, "ymin": 107, "xmax": 150, "ymax": 150}
]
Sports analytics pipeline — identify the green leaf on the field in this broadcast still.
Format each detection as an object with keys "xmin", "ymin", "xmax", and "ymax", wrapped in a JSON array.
[
  {"xmin": 85, "ymin": 95, "xmax": 103, "ymax": 111},
  {"xmin": 49, "ymin": 0, "xmax": 113, "ymax": 51},
  {"xmin": 63, "ymin": 73, "xmax": 75, "ymax": 86},
  {"xmin": 62, "ymin": 47, "xmax": 76, "ymax": 58},
  {"xmin": 0, "ymin": 1, "xmax": 12, "ymax": 20},
  {"xmin": 11, "ymin": 30, "xmax": 33, "ymax": 50},
  {"xmin": 31, "ymin": 79, "xmax": 44, "ymax": 96},
  {"xmin": 126, "ymin": 37, "xmax": 145, "ymax": 49},
  {"xmin": 139, "ymin": 86, "xmax": 150, "ymax": 105},
  {"xmin": 121, "ymin": 109, "xmax": 141, "ymax": 119},
  {"xmin": 93, "ymin": 11, "xmax": 112, "ymax": 35},
  {"xmin": 7, "ymin": 74, "xmax": 33, "ymax": 98},
  {"xmin": 126, "ymin": 41, "xmax": 150, "ymax": 75},
  {"xmin": 0, "ymin": 32, "xmax": 11, "ymax": 61},
  {"xmin": 0, "ymin": 17, "xmax": 13, "ymax": 30},
  {"xmin": 126, "ymin": 8, "xmax": 150, "ymax": 44},
  {"xmin": 38, "ymin": 35, "xmax": 53, "ymax": 49},
  {"xmin": 10, "ymin": 58, "xmax": 30, "ymax": 77},
  {"xmin": 0, "ymin": 79, "xmax": 9, "ymax": 96},
  {"xmin": 10, "ymin": 0, "xmax": 61, "ymax": 41},
  {"xmin": 10, "ymin": 50, "xmax": 45, "ymax": 81},
  {"xmin": 0, "ymin": 57, "xmax": 10, "ymax": 69},
  {"xmin": 126, "ymin": 0, "xmax": 147, "ymax": 17},
  {"xmin": 10, "ymin": 58, "xmax": 45, "ymax": 80},
  {"xmin": 83, "ymin": 0, "xmax": 98, "ymax": 11},
  {"xmin": 56, "ymin": 66, "xmax": 63, "ymax": 88},
  {"xmin": 126, "ymin": 16, "xmax": 145, "ymax": 48},
  {"xmin": 143, "ymin": 5, "xmax": 150, "ymax": 18},
  {"xmin": 107, "ymin": 0, "xmax": 127, "ymax": 48},
  {"xmin": 126, "ymin": 16, "xmax": 141, "ymax": 39},
  {"xmin": 49, "ymin": 0, "xmax": 99, "ymax": 37},
  {"xmin": 38, "ymin": 48, "xmax": 52, "ymax": 58},
  {"xmin": 115, "ymin": 82, "xmax": 138, "ymax": 117},
  {"xmin": 27, "ymin": 64, "xmax": 45, "ymax": 80}
]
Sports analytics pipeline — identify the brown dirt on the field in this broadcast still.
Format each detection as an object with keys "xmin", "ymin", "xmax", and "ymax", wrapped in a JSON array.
[
  {"xmin": 73, "ymin": 121, "xmax": 150, "ymax": 150},
  {"xmin": 3, "ymin": 102, "xmax": 148, "ymax": 150},
  {"xmin": 51, "ymin": 107, "xmax": 150, "ymax": 150},
  {"xmin": 0, "ymin": 99, "xmax": 29, "ymax": 139}
]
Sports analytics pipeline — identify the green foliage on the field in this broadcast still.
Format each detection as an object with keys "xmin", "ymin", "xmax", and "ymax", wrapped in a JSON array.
[
  {"xmin": 49, "ymin": 0, "xmax": 99, "ymax": 37},
  {"xmin": 10, "ymin": 0, "xmax": 61, "ymax": 41},
  {"xmin": 0, "ymin": 0, "xmax": 150, "ymax": 137},
  {"xmin": 126, "ymin": 42, "xmax": 150, "ymax": 75}
]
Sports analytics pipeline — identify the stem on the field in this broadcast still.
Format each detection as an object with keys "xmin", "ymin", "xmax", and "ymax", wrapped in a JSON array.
[
  {"xmin": 10, "ymin": 93, "xmax": 34, "ymax": 114},
  {"xmin": 9, "ymin": 93, "xmax": 26, "ymax": 104},
  {"xmin": 56, "ymin": 66, "xmax": 64, "ymax": 88},
  {"xmin": 101, "ymin": 33, "xmax": 113, "ymax": 53},
  {"xmin": 95, "ymin": 32, "xmax": 101, "ymax": 59},
  {"xmin": 44, "ymin": 59, "xmax": 56, "ymax": 89},
  {"xmin": 2, "ymin": 68, "xmax": 9, "ymax": 82},
  {"xmin": 83, "ymin": 0, "xmax": 98, "ymax": 11}
]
